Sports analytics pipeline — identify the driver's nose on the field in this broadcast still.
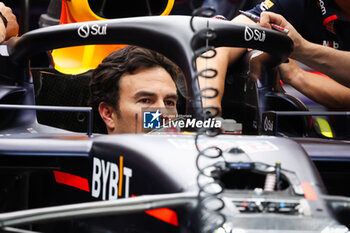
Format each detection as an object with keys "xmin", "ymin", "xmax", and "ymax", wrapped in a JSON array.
[
  {"xmin": 153, "ymin": 99, "xmax": 166, "ymax": 109},
  {"xmin": 153, "ymin": 99, "xmax": 177, "ymax": 122}
]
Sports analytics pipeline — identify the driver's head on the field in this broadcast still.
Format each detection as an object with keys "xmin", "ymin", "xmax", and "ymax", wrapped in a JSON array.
[{"xmin": 89, "ymin": 45, "xmax": 179, "ymax": 134}]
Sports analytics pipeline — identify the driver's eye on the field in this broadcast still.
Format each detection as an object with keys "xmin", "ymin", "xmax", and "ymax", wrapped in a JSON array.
[
  {"xmin": 165, "ymin": 100, "xmax": 176, "ymax": 107},
  {"xmin": 139, "ymin": 98, "xmax": 152, "ymax": 104}
]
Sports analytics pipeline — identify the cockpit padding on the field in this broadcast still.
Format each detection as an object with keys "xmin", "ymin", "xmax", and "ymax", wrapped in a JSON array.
[
  {"xmin": 264, "ymin": 92, "xmax": 310, "ymax": 137},
  {"xmin": 32, "ymin": 69, "xmax": 107, "ymax": 134},
  {"xmin": 222, "ymin": 59, "xmax": 260, "ymax": 135},
  {"xmin": 0, "ymin": 86, "xmax": 26, "ymax": 130}
]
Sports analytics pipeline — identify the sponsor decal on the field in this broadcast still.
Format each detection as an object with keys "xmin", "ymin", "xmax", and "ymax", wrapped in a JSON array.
[
  {"xmin": 78, "ymin": 24, "xmax": 89, "ymax": 38},
  {"xmin": 260, "ymin": 0, "xmax": 274, "ymax": 11},
  {"xmin": 318, "ymin": 0, "xmax": 326, "ymax": 15},
  {"xmin": 244, "ymin": 26, "xmax": 266, "ymax": 42},
  {"xmin": 263, "ymin": 116, "xmax": 274, "ymax": 132},
  {"xmin": 92, "ymin": 156, "xmax": 133, "ymax": 200},
  {"xmin": 92, "ymin": 157, "xmax": 178, "ymax": 226},
  {"xmin": 253, "ymin": 120, "xmax": 258, "ymax": 129},
  {"xmin": 323, "ymin": 40, "xmax": 339, "ymax": 49},
  {"xmin": 0, "ymin": 45, "xmax": 9, "ymax": 56},
  {"xmin": 78, "ymin": 23, "xmax": 107, "ymax": 38}
]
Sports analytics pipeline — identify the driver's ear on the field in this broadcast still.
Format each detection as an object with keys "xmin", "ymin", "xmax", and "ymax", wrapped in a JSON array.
[{"xmin": 98, "ymin": 102, "xmax": 116, "ymax": 133}]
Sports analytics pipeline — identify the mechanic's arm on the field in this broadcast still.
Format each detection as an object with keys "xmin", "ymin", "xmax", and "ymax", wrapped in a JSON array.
[
  {"xmin": 0, "ymin": 2, "xmax": 19, "ymax": 43},
  {"xmin": 279, "ymin": 59, "xmax": 350, "ymax": 110},
  {"xmin": 197, "ymin": 15, "xmax": 257, "ymax": 115},
  {"xmin": 259, "ymin": 11, "xmax": 350, "ymax": 87}
]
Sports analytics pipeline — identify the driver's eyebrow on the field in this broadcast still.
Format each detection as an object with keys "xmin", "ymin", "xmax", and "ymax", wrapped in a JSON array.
[
  {"xmin": 133, "ymin": 91, "xmax": 157, "ymax": 99},
  {"xmin": 133, "ymin": 91, "xmax": 178, "ymax": 100},
  {"xmin": 165, "ymin": 94, "xmax": 178, "ymax": 101}
]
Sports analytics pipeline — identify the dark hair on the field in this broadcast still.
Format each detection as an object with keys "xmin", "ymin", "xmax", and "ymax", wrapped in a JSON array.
[{"xmin": 89, "ymin": 46, "xmax": 180, "ymax": 113}]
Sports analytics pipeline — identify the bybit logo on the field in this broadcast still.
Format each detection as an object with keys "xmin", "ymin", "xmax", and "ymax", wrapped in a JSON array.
[{"xmin": 91, "ymin": 157, "xmax": 132, "ymax": 200}]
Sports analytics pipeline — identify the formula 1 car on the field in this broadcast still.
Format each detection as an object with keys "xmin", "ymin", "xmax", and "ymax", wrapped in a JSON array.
[{"xmin": 0, "ymin": 3, "xmax": 350, "ymax": 233}]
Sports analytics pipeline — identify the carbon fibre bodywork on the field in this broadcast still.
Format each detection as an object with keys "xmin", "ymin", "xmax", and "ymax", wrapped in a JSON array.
[{"xmin": 0, "ymin": 15, "xmax": 349, "ymax": 232}]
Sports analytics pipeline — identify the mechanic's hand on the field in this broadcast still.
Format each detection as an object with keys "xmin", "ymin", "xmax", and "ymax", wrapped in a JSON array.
[
  {"xmin": 259, "ymin": 12, "xmax": 306, "ymax": 60},
  {"xmin": 278, "ymin": 59, "xmax": 303, "ymax": 86},
  {"xmin": 0, "ymin": 2, "xmax": 19, "ymax": 42}
]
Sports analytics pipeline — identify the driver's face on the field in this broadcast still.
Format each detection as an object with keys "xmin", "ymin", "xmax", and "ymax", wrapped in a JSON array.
[{"xmin": 111, "ymin": 67, "xmax": 178, "ymax": 134}]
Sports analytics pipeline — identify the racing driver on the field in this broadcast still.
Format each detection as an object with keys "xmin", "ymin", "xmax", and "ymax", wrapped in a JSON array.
[{"xmin": 89, "ymin": 45, "xmax": 180, "ymax": 134}]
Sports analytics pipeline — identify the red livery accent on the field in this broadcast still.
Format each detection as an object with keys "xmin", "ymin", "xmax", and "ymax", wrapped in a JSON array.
[
  {"xmin": 323, "ymin": 15, "xmax": 338, "ymax": 26},
  {"xmin": 59, "ymin": 1, "xmax": 68, "ymax": 24},
  {"xmin": 53, "ymin": 170, "xmax": 90, "ymax": 192},
  {"xmin": 131, "ymin": 195, "xmax": 178, "ymax": 226},
  {"xmin": 301, "ymin": 182, "xmax": 318, "ymax": 200},
  {"xmin": 145, "ymin": 208, "xmax": 179, "ymax": 226},
  {"xmin": 308, "ymin": 71, "xmax": 329, "ymax": 78}
]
